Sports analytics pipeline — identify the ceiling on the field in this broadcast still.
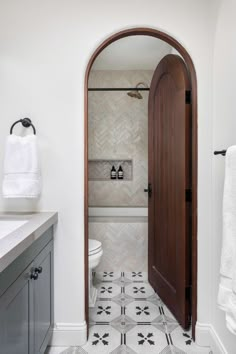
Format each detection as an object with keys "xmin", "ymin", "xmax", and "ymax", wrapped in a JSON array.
[{"xmin": 92, "ymin": 36, "xmax": 173, "ymax": 71}]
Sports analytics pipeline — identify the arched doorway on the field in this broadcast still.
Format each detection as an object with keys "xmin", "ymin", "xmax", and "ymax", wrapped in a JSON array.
[{"xmin": 84, "ymin": 27, "xmax": 197, "ymax": 339}]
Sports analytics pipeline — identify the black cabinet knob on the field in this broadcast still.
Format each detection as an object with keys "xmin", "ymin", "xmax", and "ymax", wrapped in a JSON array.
[
  {"xmin": 35, "ymin": 266, "xmax": 43, "ymax": 274},
  {"xmin": 30, "ymin": 272, "xmax": 38, "ymax": 280}
]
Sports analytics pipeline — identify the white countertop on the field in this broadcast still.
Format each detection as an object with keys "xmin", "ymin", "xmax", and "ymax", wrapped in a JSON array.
[{"xmin": 0, "ymin": 212, "xmax": 58, "ymax": 273}]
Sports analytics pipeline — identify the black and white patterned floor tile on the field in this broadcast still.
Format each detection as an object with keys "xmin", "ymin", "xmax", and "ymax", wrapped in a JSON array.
[{"xmin": 46, "ymin": 272, "xmax": 212, "ymax": 354}]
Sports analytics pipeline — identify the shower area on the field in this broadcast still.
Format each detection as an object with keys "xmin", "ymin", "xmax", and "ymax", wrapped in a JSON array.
[{"xmin": 88, "ymin": 70, "xmax": 151, "ymax": 272}]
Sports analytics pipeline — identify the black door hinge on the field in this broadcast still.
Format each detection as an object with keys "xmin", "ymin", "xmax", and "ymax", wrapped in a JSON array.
[
  {"xmin": 185, "ymin": 90, "xmax": 191, "ymax": 104},
  {"xmin": 185, "ymin": 285, "xmax": 192, "ymax": 300},
  {"xmin": 185, "ymin": 189, "xmax": 192, "ymax": 202}
]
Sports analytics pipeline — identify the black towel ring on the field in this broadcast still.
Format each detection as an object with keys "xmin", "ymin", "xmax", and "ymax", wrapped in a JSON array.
[{"xmin": 10, "ymin": 118, "xmax": 36, "ymax": 135}]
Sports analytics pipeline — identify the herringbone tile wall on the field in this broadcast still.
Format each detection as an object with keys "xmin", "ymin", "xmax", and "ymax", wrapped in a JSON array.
[
  {"xmin": 88, "ymin": 70, "xmax": 153, "ymax": 207},
  {"xmin": 89, "ymin": 222, "xmax": 148, "ymax": 271}
]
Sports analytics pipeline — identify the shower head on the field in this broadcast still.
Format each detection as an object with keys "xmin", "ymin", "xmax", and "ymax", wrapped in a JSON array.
[
  {"xmin": 127, "ymin": 90, "xmax": 143, "ymax": 99},
  {"xmin": 127, "ymin": 81, "xmax": 148, "ymax": 100}
]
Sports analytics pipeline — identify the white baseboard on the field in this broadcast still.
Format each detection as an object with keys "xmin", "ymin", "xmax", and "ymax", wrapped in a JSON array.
[
  {"xmin": 196, "ymin": 322, "xmax": 227, "ymax": 354},
  {"xmin": 50, "ymin": 321, "xmax": 87, "ymax": 347}
]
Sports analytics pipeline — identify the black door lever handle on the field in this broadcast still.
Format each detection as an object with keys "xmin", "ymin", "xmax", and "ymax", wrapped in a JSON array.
[{"xmin": 144, "ymin": 183, "xmax": 152, "ymax": 198}]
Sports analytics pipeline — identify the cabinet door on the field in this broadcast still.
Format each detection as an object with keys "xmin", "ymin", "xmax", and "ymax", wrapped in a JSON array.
[
  {"xmin": 33, "ymin": 241, "xmax": 53, "ymax": 354},
  {"xmin": 0, "ymin": 263, "xmax": 34, "ymax": 354}
]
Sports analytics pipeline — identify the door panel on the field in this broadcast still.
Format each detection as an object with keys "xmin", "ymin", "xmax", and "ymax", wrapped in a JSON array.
[
  {"xmin": 0, "ymin": 263, "xmax": 33, "ymax": 354},
  {"xmin": 148, "ymin": 54, "xmax": 191, "ymax": 329},
  {"xmin": 34, "ymin": 241, "xmax": 53, "ymax": 354}
]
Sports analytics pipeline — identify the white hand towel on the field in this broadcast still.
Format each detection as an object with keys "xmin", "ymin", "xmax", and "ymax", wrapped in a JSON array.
[
  {"xmin": 2, "ymin": 134, "xmax": 41, "ymax": 198},
  {"xmin": 218, "ymin": 145, "xmax": 236, "ymax": 334}
]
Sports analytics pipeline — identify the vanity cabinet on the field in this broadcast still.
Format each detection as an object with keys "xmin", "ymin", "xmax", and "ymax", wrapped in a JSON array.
[
  {"xmin": 0, "ymin": 227, "xmax": 54, "ymax": 354},
  {"xmin": 0, "ymin": 262, "xmax": 33, "ymax": 354}
]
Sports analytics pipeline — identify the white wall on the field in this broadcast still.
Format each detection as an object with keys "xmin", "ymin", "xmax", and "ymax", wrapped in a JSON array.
[
  {"xmin": 0, "ymin": 0, "xmax": 221, "ymax": 347},
  {"xmin": 92, "ymin": 36, "xmax": 172, "ymax": 70},
  {"xmin": 210, "ymin": 1, "xmax": 236, "ymax": 352}
]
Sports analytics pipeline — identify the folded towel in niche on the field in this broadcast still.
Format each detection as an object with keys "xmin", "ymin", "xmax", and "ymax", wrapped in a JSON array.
[
  {"xmin": 2, "ymin": 134, "xmax": 41, "ymax": 198},
  {"xmin": 218, "ymin": 145, "xmax": 236, "ymax": 335}
]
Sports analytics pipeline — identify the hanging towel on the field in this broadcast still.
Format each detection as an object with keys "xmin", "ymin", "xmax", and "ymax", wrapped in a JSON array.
[
  {"xmin": 218, "ymin": 145, "xmax": 236, "ymax": 334},
  {"xmin": 2, "ymin": 134, "xmax": 41, "ymax": 198}
]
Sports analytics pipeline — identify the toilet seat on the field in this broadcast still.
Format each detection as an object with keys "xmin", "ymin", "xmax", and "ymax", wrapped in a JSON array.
[
  {"xmin": 88, "ymin": 239, "xmax": 103, "ymax": 307},
  {"xmin": 89, "ymin": 239, "xmax": 103, "ymax": 267},
  {"xmin": 89, "ymin": 239, "xmax": 102, "ymax": 256}
]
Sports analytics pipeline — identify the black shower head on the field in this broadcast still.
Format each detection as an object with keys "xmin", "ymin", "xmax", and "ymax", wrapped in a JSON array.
[
  {"xmin": 127, "ymin": 90, "xmax": 143, "ymax": 99},
  {"xmin": 127, "ymin": 81, "xmax": 148, "ymax": 99}
]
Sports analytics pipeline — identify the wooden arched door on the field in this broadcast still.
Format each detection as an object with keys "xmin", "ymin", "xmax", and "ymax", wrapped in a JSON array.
[
  {"xmin": 148, "ymin": 54, "xmax": 192, "ymax": 329},
  {"xmin": 84, "ymin": 28, "xmax": 197, "ymax": 339}
]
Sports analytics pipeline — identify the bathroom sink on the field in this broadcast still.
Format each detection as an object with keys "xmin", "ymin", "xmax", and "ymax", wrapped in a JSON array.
[{"xmin": 0, "ymin": 220, "xmax": 28, "ymax": 240}]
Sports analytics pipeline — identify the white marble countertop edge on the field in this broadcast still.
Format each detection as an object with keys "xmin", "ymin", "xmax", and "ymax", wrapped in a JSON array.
[{"xmin": 0, "ymin": 211, "xmax": 58, "ymax": 273}]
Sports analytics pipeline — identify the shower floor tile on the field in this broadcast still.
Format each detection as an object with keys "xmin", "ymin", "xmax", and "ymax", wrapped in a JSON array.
[{"xmin": 46, "ymin": 272, "xmax": 212, "ymax": 354}]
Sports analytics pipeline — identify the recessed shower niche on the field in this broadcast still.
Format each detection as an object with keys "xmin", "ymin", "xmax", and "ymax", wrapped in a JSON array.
[{"xmin": 88, "ymin": 159, "xmax": 132, "ymax": 181}]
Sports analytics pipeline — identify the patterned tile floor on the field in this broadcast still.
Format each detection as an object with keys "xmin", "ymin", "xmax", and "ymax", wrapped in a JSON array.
[{"xmin": 46, "ymin": 272, "xmax": 212, "ymax": 354}]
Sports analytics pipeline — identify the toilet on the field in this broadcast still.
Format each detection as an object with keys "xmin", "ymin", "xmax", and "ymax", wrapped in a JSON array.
[{"xmin": 89, "ymin": 239, "xmax": 103, "ymax": 307}]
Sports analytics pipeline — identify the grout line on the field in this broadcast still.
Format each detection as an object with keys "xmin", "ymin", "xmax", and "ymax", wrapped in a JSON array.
[
  {"xmin": 159, "ymin": 306, "xmax": 164, "ymax": 315},
  {"xmin": 165, "ymin": 333, "xmax": 170, "ymax": 345},
  {"xmin": 169, "ymin": 333, "xmax": 173, "ymax": 345}
]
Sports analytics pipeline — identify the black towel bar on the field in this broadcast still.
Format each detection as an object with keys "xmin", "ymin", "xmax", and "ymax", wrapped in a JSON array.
[
  {"xmin": 214, "ymin": 150, "xmax": 227, "ymax": 156},
  {"xmin": 10, "ymin": 118, "xmax": 36, "ymax": 135}
]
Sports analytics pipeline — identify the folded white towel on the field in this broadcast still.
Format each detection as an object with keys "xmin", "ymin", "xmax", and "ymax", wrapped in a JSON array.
[
  {"xmin": 2, "ymin": 134, "xmax": 41, "ymax": 198},
  {"xmin": 218, "ymin": 145, "xmax": 236, "ymax": 334}
]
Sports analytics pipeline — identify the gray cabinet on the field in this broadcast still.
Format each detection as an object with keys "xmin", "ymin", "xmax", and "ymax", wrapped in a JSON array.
[
  {"xmin": 0, "ymin": 228, "xmax": 54, "ymax": 354},
  {"xmin": 0, "ymin": 262, "xmax": 34, "ymax": 354}
]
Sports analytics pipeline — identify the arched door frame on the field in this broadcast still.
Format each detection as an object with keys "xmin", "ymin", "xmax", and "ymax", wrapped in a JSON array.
[{"xmin": 84, "ymin": 27, "xmax": 197, "ymax": 339}]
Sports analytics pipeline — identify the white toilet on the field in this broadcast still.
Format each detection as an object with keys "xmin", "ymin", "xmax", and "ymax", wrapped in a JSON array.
[{"xmin": 89, "ymin": 239, "xmax": 103, "ymax": 307}]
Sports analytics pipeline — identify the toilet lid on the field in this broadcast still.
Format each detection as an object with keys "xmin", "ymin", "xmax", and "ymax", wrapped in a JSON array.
[{"xmin": 89, "ymin": 239, "xmax": 102, "ymax": 256}]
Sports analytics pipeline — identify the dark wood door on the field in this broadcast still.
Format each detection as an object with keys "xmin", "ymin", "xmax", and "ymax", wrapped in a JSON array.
[{"xmin": 148, "ymin": 54, "xmax": 192, "ymax": 329}]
